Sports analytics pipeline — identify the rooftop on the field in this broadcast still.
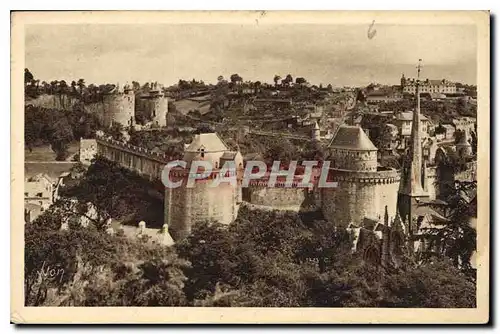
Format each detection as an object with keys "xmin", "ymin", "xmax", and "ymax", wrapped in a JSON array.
[
  {"xmin": 184, "ymin": 133, "xmax": 229, "ymax": 153},
  {"xmin": 396, "ymin": 111, "xmax": 429, "ymax": 122},
  {"xmin": 329, "ymin": 125, "xmax": 377, "ymax": 151}
]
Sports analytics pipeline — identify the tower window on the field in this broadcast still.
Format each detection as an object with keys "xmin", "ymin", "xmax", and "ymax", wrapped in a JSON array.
[{"xmin": 200, "ymin": 148, "xmax": 205, "ymax": 158}]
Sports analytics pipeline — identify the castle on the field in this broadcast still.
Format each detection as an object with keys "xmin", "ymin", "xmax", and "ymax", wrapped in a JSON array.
[
  {"xmin": 135, "ymin": 82, "xmax": 169, "ymax": 127},
  {"xmin": 321, "ymin": 125, "xmax": 400, "ymax": 227},
  {"xmin": 25, "ymin": 82, "xmax": 168, "ymax": 128},
  {"xmin": 165, "ymin": 133, "xmax": 243, "ymax": 240},
  {"xmin": 76, "ymin": 64, "xmax": 476, "ymax": 260},
  {"xmin": 81, "ymin": 123, "xmax": 404, "ymax": 242}
]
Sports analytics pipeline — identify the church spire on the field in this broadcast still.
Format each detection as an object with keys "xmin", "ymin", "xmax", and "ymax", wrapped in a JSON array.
[{"xmin": 400, "ymin": 59, "xmax": 427, "ymax": 196}]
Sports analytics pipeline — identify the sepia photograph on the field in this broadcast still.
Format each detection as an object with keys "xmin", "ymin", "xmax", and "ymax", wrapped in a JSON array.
[{"xmin": 11, "ymin": 11, "xmax": 490, "ymax": 324}]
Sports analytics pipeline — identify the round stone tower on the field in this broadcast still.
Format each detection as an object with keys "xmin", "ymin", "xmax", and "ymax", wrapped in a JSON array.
[
  {"xmin": 166, "ymin": 132, "xmax": 243, "ymax": 240},
  {"xmin": 321, "ymin": 125, "xmax": 400, "ymax": 227},
  {"xmin": 139, "ymin": 82, "xmax": 168, "ymax": 127},
  {"xmin": 102, "ymin": 83, "xmax": 135, "ymax": 128}
]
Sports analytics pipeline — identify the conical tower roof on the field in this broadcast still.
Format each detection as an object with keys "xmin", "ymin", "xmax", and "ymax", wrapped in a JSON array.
[{"xmin": 328, "ymin": 125, "xmax": 377, "ymax": 151}]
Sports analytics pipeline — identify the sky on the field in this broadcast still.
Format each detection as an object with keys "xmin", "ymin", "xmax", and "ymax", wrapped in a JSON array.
[{"xmin": 25, "ymin": 24, "xmax": 477, "ymax": 87}]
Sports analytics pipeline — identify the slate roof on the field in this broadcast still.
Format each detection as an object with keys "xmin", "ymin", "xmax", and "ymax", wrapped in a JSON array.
[
  {"xmin": 184, "ymin": 133, "xmax": 229, "ymax": 153},
  {"xmin": 329, "ymin": 125, "xmax": 377, "ymax": 151}
]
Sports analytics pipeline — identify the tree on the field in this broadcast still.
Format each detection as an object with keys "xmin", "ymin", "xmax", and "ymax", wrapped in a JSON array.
[
  {"xmin": 41, "ymin": 81, "xmax": 50, "ymax": 94},
  {"xmin": 382, "ymin": 259, "xmax": 476, "ymax": 307},
  {"xmin": 230, "ymin": 74, "xmax": 243, "ymax": 85},
  {"xmin": 456, "ymin": 98, "xmax": 467, "ymax": 115},
  {"xmin": 70, "ymin": 80, "xmax": 78, "ymax": 96},
  {"xmin": 77, "ymin": 78, "xmax": 86, "ymax": 96},
  {"xmin": 25, "ymin": 216, "xmax": 189, "ymax": 306},
  {"xmin": 107, "ymin": 122, "xmax": 125, "ymax": 142},
  {"xmin": 24, "ymin": 68, "xmax": 34, "ymax": 84},
  {"xmin": 50, "ymin": 80, "xmax": 59, "ymax": 94},
  {"xmin": 118, "ymin": 256, "xmax": 189, "ymax": 306},
  {"xmin": 141, "ymin": 82, "xmax": 151, "ymax": 93},
  {"xmin": 273, "ymin": 75, "xmax": 281, "ymax": 87},
  {"xmin": 284, "ymin": 74, "xmax": 293, "ymax": 86},
  {"xmin": 131, "ymin": 81, "xmax": 141, "ymax": 92},
  {"xmin": 371, "ymin": 124, "xmax": 395, "ymax": 151},
  {"xmin": 425, "ymin": 181, "xmax": 477, "ymax": 271},
  {"xmin": 295, "ymin": 77, "xmax": 307, "ymax": 86},
  {"xmin": 254, "ymin": 81, "xmax": 262, "ymax": 94},
  {"xmin": 49, "ymin": 116, "xmax": 74, "ymax": 161},
  {"xmin": 59, "ymin": 80, "xmax": 68, "ymax": 94}
]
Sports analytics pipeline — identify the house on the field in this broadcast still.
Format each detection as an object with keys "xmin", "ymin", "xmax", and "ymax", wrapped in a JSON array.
[
  {"xmin": 452, "ymin": 117, "xmax": 476, "ymax": 133},
  {"xmin": 24, "ymin": 173, "xmax": 55, "ymax": 223},
  {"xmin": 25, "ymin": 173, "xmax": 54, "ymax": 211},
  {"xmin": 394, "ymin": 111, "xmax": 430, "ymax": 138},
  {"xmin": 441, "ymin": 124, "xmax": 456, "ymax": 140}
]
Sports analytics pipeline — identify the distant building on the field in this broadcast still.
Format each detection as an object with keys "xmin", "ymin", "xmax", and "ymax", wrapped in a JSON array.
[
  {"xmin": 395, "ymin": 111, "xmax": 429, "ymax": 138},
  {"xmin": 441, "ymin": 124, "xmax": 456, "ymax": 140},
  {"xmin": 364, "ymin": 86, "xmax": 403, "ymax": 103},
  {"xmin": 24, "ymin": 173, "xmax": 55, "ymax": 223},
  {"xmin": 452, "ymin": 117, "xmax": 476, "ymax": 133},
  {"xmin": 401, "ymin": 74, "xmax": 457, "ymax": 95}
]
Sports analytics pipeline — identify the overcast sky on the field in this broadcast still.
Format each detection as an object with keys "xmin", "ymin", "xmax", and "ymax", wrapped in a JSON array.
[{"xmin": 25, "ymin": 24, "xmax": 477, "ymax": 87}]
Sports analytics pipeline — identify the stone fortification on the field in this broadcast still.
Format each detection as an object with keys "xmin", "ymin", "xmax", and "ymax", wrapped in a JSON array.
[
  {"xmin": 26, "ymin": 88, "xmax": 136, "ymax": 128},
  {"xmin": 322, "ymin": 125, "xmax": 401, "ymax": 227},
  {"xmin": 136, "ymin": 83, "xmax": 168, "ymax": 127}
]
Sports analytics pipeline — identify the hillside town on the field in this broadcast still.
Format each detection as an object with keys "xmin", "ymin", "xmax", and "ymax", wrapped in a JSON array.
[{"xmin": 24, "ymin": 56, "xmax": 478, "ymax": 308}]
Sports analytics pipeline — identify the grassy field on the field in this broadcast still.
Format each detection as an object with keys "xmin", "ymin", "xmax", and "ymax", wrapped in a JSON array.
[
  {"xmin": 25, "ymin": 141, "xmax": 80, "ymax": 162},
  {"xmin": 173, "ymin": 98, "xmax": 211, "ymax": 115}
]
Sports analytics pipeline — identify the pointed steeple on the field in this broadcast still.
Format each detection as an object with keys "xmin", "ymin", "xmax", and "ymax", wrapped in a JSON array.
[{"xmin": 400, "ymin": 59, "xmax": 427, "ymax": 197}]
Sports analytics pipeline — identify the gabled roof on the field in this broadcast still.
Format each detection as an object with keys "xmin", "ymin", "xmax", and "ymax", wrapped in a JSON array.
[
  {"xmin": 414, "ymin": 206, "xmax": 450, "ymax": 226},
  {"xmin": 184, "ymin": 133, "xmax": 229, "ymax": 153},
  {"xmin": 329, "ymin": 125, "xmax": 377, "ymax": 151}
]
